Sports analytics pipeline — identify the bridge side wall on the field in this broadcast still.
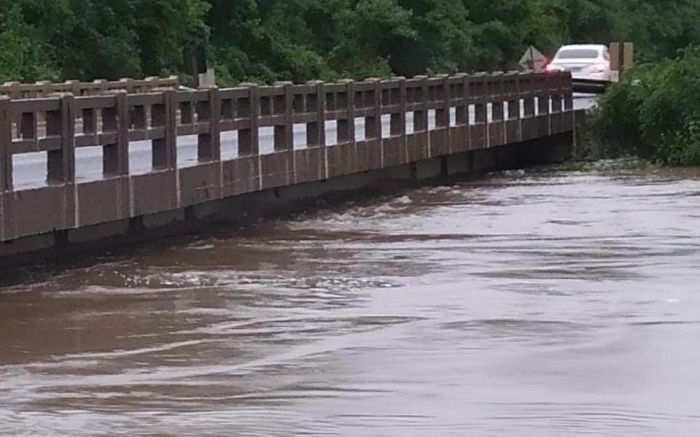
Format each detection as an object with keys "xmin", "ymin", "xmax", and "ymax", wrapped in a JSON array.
[
  {"xmin": 0, "ymin": 72, "xmax": 575, "ymax": 267},
  {"xmin": 0, "ymin": 76, "xmax": 180, "ymax": 99}
]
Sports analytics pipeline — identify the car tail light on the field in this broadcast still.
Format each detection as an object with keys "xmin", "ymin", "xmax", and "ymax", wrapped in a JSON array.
[{"xmin": 591, "ymin": 63, "xmax": 608, "ymax": 73}]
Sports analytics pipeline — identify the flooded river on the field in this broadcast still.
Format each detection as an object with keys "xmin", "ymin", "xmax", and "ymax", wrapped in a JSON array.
[{"xmin": 2, "ymin": 165, "xmax": 700, "ymax": 436}]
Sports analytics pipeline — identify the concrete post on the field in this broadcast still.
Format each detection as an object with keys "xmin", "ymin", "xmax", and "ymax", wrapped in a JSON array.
[
  {"xmin": 474, "ymin": 73, "xmax": 487, "ymax": 124},
  {"xmin": 0, "ymin": 96, "xmax": 10, "ymax": 243},
  {"xmin": 119, "ymin": 78, "xmax": 135, "ymax": 94},
  {"xmin": 390, "ymin": 77, "xmax": 407, "ymax": 136},
  {"xmin": 506, "ymin": 73, "xmax": 520, "ymax": 120},
  {"xmin": 93, "ymin": 79, "xmax": 107, "ymax": 96},
  {"xmin": 65, "ymin": 80, "xmax": 80, "ymax": 97},
  {"xmin": 338, "ymin": 79, "xmax": 355, "ymax": 144},
  {"xmin": 537, "ymin": 77, "xmax": 550, "ymax": 116},
  {"xmin": 455, "ymin": 74, "xmax": 468, "ymax": 126},
  {"xmin": 273, "ymin": 81, "xmax": 294, "ymax": 151},
  {"xmin": 435, "ymin": 75, "xmax": 450, "ymax": 128},
  {"xmin": 563, "ymin": 85, "xmax": 573, "ymax": 112},
  {"xmin": 551, "ymin": 74, "xmax": 563, "ymax": 114},
  {"xmin": 306, "ymin": 81, "xmax": 326, "ymax": 148},
  {"xmin": 0, "ymin": 96, "xmax": 12, "ymax": 191},
  {"xmin": 521, "ymin": 73, "xmax": 535, "ymax": 117},
  {"xmin": 365, "ymin": 79, "xmax": 381, "ymax": 140},
  {"xmin": 34, "ymin": 81, "xmax": 52, "ymax": 98},
  {"xmin": 490, "ymin": 73, "xmax": 504, "ymax": 122},
  {"xmin": 238, "ymin": 83, "xmax": 259, "ymax": 156},
  {"xmin": 3, "ymin": 82, "xmax": 20, "ymax": 99},
  {"xmin": 198, "ymin": 87, "xmax": 222, "ymax": 161},
  {"xmin": 623, "ymin": 43, "xmax": 634, "ymax": 71},
  {"xmin": 103, "ymin": 91, "xmax": 129, "ymax": 176},
  {"xmin": 46, "ymin": 93, "xmax": 76, "ymax": 184},
  {"xmin": 413, "ymin": 76, "xmax": 428, "ymax": 132},
  {"xmin": 610, "ymin": 42, "xmax": 621, "ymax": 72},
  {"xmin": 152, "ymin": 89, "xmax": 177, "ymax": 169}
]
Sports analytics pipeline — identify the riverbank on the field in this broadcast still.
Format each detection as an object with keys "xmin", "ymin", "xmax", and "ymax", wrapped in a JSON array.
[{"xmin": 587, "ymin": 47, "xmax": 700, "ymax": 166}]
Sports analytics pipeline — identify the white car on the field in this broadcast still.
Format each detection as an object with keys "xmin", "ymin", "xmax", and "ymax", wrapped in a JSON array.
[{"xmin": 545, "ymin": 44, "xmax": 613, "ymax": 82}]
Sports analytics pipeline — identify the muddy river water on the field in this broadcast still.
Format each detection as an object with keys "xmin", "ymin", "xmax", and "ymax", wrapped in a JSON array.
[{"xmin": 2, "ymin": 165, "xmax": 700, "ymax": 436}]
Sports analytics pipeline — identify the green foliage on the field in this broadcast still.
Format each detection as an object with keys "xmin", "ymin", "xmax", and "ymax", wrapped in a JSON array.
[
  {"xmin": 0, "ymin": 5, "xmax": 57, "ymax": 82},
  {"xmin": 591, "ymin": 47, "xmax": 700, "ymax": 166},
  {"xmin": 1, "ymin": 0, "xmax": 209, "ymax": 81},
  {"xmin": 3, "ymin": 0, "xmax": 700, "ymax": 84}
]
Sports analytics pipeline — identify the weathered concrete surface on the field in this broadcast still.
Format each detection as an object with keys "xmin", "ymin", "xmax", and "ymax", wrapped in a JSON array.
[
  {"xmin": 1, "ymin": 76, "xmax": 179, "ymax": 99},
  {"xmin": 11, "ymin": 95, "xmax": 595, "ymax": 190},
  {"xmin": 0, "ymin": 72, "xmax": 578, "ymax": 267}
]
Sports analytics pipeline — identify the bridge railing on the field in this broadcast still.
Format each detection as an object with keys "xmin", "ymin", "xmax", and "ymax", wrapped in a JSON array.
[
  {"xmin": 0, "ymin": 71, "xmax": 573, "ymax": 242},
  {"xmin": 0, "ymin": 76, "xmax": 180, "ymax": 99}
]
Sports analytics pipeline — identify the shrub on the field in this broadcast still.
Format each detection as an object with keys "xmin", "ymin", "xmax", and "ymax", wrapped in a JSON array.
[{"xmin": 591, "ymin": 46, "xmax": 700, "ymax": 166}]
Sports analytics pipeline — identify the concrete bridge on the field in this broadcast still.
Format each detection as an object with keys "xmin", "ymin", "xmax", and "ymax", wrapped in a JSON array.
[
  {"xmin": 0, "ymin": 72, "xmax": 578, "ymax": 266},
  {"xmin": 0, "ymin": 76, "xmax": 180, "ymax": 99}
]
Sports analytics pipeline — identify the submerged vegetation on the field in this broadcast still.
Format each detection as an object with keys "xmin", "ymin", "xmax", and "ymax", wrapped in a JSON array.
[
  {"xmin": 590, "ymin": 47, "xmax": 700, "ymax": 166},
  {"xmin": 3, "ymin": 0, "xmax": 700, "ymax": 85}
]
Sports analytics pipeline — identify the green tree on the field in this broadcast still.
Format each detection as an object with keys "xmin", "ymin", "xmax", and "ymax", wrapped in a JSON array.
[
  {"xmin": 4, "ymin": 0, "xmax": 700, "ymax": 84},
  {"xmin": 0, "ymin": 4, "xmax": 57, "ymax": 82}
]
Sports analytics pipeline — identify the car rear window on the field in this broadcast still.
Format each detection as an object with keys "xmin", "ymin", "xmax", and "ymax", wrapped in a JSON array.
[{"xmin": 556, "ymin": 49, "xmax": 600, "ymax": 59}]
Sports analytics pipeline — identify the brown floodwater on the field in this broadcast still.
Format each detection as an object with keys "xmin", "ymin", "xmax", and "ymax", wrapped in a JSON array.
[{"xmin": 2, "ymin": 164, "xmax": 700, "ymax": 436}]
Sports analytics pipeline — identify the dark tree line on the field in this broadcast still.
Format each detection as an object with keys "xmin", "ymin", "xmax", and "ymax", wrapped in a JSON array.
[{"xmin": 3, "ymin": 0, "xmax": 700, "ymax": 84}]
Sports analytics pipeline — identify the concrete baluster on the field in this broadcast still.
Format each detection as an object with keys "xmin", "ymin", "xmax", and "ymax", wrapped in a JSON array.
[
  {"xmin": 563, "ymin": 73, "xmax": 574, "ymax": 112},
  {"xmin": 0, "ymin": 96, "xmax": 9, "ymax": 242},
  {"xmin": 365, "ymin": 79, "xmax": 381, "ymax": 140},
  {"xmin": 521, "ymin": 73, "xmax": 535, "ymax": 118},
  {"xmin": 34, "ymin": 81, "xmax": 51, "ymax": 98},
  {"xmin": 551, "ymin": 73, "xmax": 563, "ymax": 114},
  {"xmin": 474, "ymin": 73, "xmax": 487, "ymax": 125},
  {"xmin": 435, "ymin": 74, "xmax": 450, "ymax": 128},
  {"xmin": 119, "ymin": 78, "xmax": 135, "ymax": 94},
  {"xmin": 490, "ymin": 73, "xmax": 504, "ymax": 123},
  {"xmin": 238, "ymin": 83, "xmax": 259, "ymax": 156},
  {"xmin": 0, "ymin": 97, "xmax": 11, "ymax": 192},
  {"xmin": 390, "ymin": 77, "xmax": 407, "ymax": 137},
  {"xmin": 413, "ymin": 76, "xmax": 428, "ymax": 132},
  {"xmin": 338, "ymin": 79, "xmax": 355, "ymax": 144},
  {"xmin": 455, "ymin": 74, "xmax": 468, "ymax": 126},
  {"xmin": 93, "ymin": 79, "xmax": 107, "ymax": 96},
  {"xmin": 506, "ymin": 72, "xmax": 519, "ymax": 121},
  {"xmin": 197, "ymin": 87, "xmax": 221, "ymax": 161},
  {"xmin": 152, "ymin": 89, "xmax": 177, "ymax": 169},
  {"xmin": 3, "ymin": 82, "xmax": 20, "ymax": 99},
  {"xmin": 537, "ymin": 75, "xmax": 550, "ymax": 116},
  {"xmin": 508, "ymin": 72, "xmax": 522, "ymax": 143},
  {"xmin": 102, "ymin": 91, "xmax": 129, "ymax": 176},
  {"xmin": 144, "ymin": 77, "xmax": 158, "ymax": 94},
  {"xmin": 63, "ymin": 80, "xmax": 80, "ymax": 97},
  {"xmin": 306, "ymin": 81, "xmax": 326, "ymax": 148},
  {"xmin": 46, "ymin": 93, "xmax": 76, "ymax": 184},
  {"xmin": 273, "ymin": 82, "xmax": 293, "ymax": 151}
]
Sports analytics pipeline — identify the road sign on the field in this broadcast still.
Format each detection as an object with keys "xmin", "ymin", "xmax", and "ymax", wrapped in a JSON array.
[{"xmin": 519, "ymin": 46, "xmax": 547, "ymax": 72}]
